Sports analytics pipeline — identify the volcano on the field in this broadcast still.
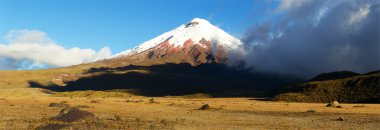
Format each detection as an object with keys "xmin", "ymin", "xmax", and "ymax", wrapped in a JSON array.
[
  {"xmin": 26, "ymin": 18, "xmax": 304, "ymax": 97},
  {"xmin": 102, "ymin": 18, "xmax": 242, "ymax": 67}
]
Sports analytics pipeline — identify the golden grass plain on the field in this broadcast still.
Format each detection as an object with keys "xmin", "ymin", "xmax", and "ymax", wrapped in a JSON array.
[
  {"xmin": 0, "ymin": 95, "xmax": 379, "ymax": 129},
  {"xmin": 1, "ymin": 68, "xmax": 379, "ymax": 129}
]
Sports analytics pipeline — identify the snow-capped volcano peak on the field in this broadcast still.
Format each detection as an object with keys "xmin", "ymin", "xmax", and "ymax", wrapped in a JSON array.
[{"xmin": 111, "ymin": 18, "xmax": 241, "ymax": 58}]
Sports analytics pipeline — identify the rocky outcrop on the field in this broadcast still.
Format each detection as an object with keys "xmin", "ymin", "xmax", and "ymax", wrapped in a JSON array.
[{"xmin": 134, "ymin": 38, "xmax": 229, "ymax": 65}]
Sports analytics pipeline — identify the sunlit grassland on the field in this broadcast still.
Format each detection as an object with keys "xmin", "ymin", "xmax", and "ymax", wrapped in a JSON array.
[{"xmin": 0, "ymin": 96, "xmax": 379, "ymax": 129}]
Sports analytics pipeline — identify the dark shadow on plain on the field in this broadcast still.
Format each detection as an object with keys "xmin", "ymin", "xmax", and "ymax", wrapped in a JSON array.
[{"xmin": 29, "ymin": 63, "xmax": 303, "ymax": 97}]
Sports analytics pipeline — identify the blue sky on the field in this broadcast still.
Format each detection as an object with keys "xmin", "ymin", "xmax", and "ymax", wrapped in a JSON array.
[
  {"xmin": 0, "ymin": 0, "xmax": 377, "ymax": 76},
  {"xmin": 0, "ymin": 0, "xmax": 278, "ymax": 54}
]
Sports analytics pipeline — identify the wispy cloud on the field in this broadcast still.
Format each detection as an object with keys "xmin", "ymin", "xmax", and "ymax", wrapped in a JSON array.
[{"xmin": 0, "ymin": 29, "xmax": 111, "ymax": 70}]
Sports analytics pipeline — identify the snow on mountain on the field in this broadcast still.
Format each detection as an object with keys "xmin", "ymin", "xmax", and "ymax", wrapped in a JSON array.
[{"xmin": 110, "ymin": 18, "xmax": 242, "ymax": 58}]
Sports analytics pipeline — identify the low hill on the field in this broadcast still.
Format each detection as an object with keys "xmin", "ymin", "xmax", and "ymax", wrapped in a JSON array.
[
  {"xmin": 274, "ymin": 70, "xmax": 380, "ymax": 103},
  {"xmin": 308, "ymin": 71, "xmax": 360, "ymax": 82}
]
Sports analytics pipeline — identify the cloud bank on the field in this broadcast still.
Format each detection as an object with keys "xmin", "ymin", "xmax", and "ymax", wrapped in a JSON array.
[
  {"xmin": 240, "ymin": 0, "xmax": 380, "ymax": 78},
  {"xmin": 0, "ymin": 29, "xmax": 111, "ymax": 70}
]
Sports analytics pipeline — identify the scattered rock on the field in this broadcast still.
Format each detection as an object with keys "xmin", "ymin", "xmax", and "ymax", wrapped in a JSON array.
[
  {"xmin": 126, "ymin": 99, "xmax": 144, "ymax": 103},
  {"xmin": 198, "ymin": 104, "xmax": 210, "ymax": 110},
  {"xmin": 51, "ymin": 107, "xmax": 95, "ymax": 122},
  {"xmin": 149, "ymin": 98, "xmax": 157, "ymax": 103},
  {"xmin": 185, "ymin": 21, "xmax": 199, "ymax": 28},
  {"xmin": 306, "ymin": 110, "xmax": 316, "ymax": 113},
  {"xmin": 89, "ymin": 100, "xmax": 100, "ymax": 103},
  {"xmin": 40, "ymin": 89, "xmax": 55, "ymax": 95},
  {"xmin": 126, "ymin": 98, "xmax": 134, "ymax": 102},
  {"xmin": 337, "ymin": 117, "xmax": 345, "ymax": 121},
  {"xmin": 58, "ymin": 107, "xmax": 78, "ymax": 115},
  {"xmin": 326, "ymin": 101, "xmax": 341, "ymax": 108}
]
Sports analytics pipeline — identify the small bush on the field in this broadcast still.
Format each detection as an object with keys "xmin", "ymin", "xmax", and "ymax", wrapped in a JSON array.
[
  {"xmin": 125, "ymin": 99, "xmax": 144, "ymax": 103},
  {"xmin": 49, "ymin": 102, "xmax": 69, "ymax": 107},
  {"xmin": 149, "ymin": 98, "xmax": 158, "ymax": 103},
  {"xmin": 160, "ymin": 119, "xmax": 170, "ymax": 127},
  {"xmin": 305, "ymin": 110, "xmax": 316, "ymax": 113},
  {"xmin": 114, "ymin": 114, "xmax": 123, "ymax": 121},
  {"xmin": 89, "ymin": 100, "xmax": 101, "ymax": 103}
]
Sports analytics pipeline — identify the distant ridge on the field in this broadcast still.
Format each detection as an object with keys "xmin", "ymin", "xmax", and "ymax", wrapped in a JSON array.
[{"xmin": 309, "ymin": 71, "xmax": 360, "ymax": 82}]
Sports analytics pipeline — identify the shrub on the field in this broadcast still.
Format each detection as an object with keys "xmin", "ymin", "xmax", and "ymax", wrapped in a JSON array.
[{"xmin": 49, "ymin": 102, "xmax": 69, "ymax": 107}]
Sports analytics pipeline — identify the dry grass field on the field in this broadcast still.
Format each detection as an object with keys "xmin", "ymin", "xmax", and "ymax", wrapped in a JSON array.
[
  {"xmin": 0, "ymin": 95, "xmax": 379, "ymax": 129},
  {"xmin": 0, "ymin": 68, "xmax": 379, "ymax": 129}
]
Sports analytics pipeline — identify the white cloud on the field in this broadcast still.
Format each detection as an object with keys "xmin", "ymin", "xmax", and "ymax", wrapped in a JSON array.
[
  {"xmin": 313, "ymin": 7, "xmax": 328, "ymax": 27},
  {"xmin": 0, "ymin": 29, "xmax": 112, "ymax": 69},
  {"xmin": 347, "ymin": 4, "xmax": 370, "ymax": 26},
  {"xmin": 276, "ymin": 0, "xmax": 312, "ymax": 12}
]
